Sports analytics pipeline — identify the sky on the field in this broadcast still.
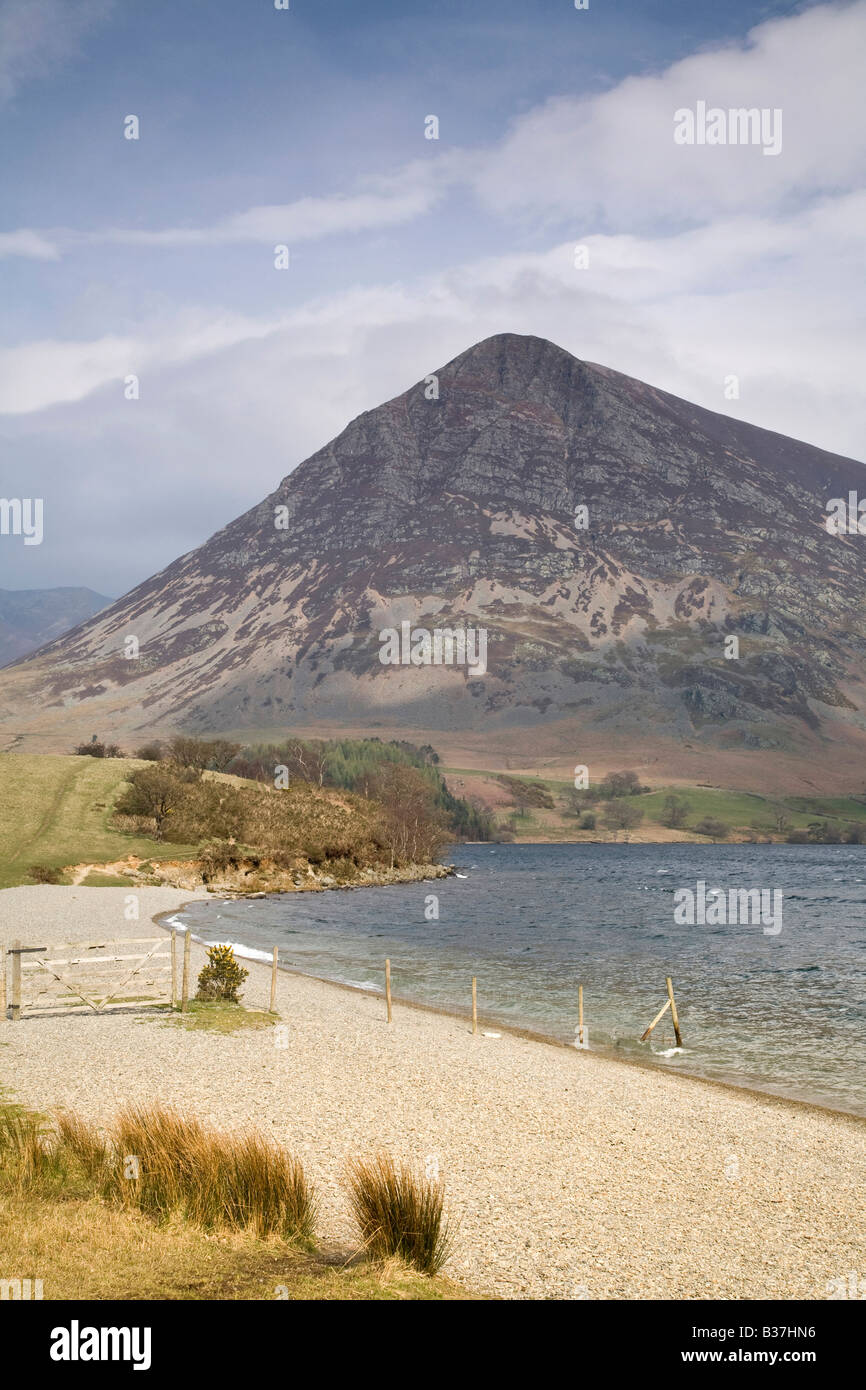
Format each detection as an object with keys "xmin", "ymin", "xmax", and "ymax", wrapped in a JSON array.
[{"xmin": 1, "ymin": 0, "xmax": 864, "ymax": 595}]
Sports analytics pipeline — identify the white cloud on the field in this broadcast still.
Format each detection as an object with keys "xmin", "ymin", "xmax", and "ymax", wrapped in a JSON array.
[
  {"xmin": 86, "ymin": 167, "xmax": 447, "ymax": 249},
  {"xmin": 472, "ymin": 1, "xmax": 866, "ymax": 227},
  {"xmin": 0, "ymin": 228, "xmax": 59, "ymax": 259}
]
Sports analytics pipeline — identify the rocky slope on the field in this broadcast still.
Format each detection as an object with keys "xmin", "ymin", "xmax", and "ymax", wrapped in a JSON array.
[{"xmin": 1, "ymin": 334, "xmax": 865, "ymax": 789}]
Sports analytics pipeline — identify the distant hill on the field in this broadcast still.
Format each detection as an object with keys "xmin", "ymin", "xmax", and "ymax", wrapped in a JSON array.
[
  {"xmin": 0, "ymin": 588, "xmax": 112, "ymax": 668},
  {"xmin": 1, "ymin": 332, "xmax": 865, "ymax": 793}
]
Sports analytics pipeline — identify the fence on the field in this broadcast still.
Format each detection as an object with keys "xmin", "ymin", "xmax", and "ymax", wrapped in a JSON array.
[{"xmin": 1, "ymin": 937, "xmax": 174, "ymax": 1019}]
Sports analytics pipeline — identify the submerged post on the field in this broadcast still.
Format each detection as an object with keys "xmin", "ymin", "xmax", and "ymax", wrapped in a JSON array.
[
  {"xmin": 181, "ymin": 931, "xmax": 191, "ymax": 1013},
  {"xmin": 472, "ymin": 976, "xmax": 477, "ymax": 1035},
  {"xmin": 270, "ymin": 946, "xmax": 279, "ymax": 1013},
  {"xmin": 578, "ymin": 983, "xmax": 584, "ymax": 1048},
  {"xmin": 666, "ymin": 976, "xmax": 682, "ymax": 1047},
  {"xmin": 385, "ymin": 958, "xmax": 392, "ymax": 1024}
]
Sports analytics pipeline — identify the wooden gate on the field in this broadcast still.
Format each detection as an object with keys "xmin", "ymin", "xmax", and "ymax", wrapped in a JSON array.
[{"xmin": 2, "ymin": 937, "xmax": 174, "ymax": 1019}]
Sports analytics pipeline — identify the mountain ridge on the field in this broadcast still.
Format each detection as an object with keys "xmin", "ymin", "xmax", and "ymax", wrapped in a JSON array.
[{"xmin": 1, "ymin": 333, "xmax": 864, "ymax": 791}]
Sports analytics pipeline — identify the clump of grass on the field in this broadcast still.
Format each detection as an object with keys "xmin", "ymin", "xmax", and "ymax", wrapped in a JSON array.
[
  {"xmin": 345, "ymin": 1152, "xmax": 452, "ymax": 1275},
  {"xmin": 55, "ymin": 1110, "xmax": 112, "ymax": 1186},
  {"xmin": 1, "ymin": 1101, "xmax": 315, "ymax": 1245},
  {"xmin": 28, "ymin": 863, "xmax": 63, "ymax": 884},
  {"xmin": 0, "ymin": 1108, "xmax": 66, "ymax": 1190},
  {"xmin": 112, "ymin": 1104, "xmax": 316, "ymax": 1242}
]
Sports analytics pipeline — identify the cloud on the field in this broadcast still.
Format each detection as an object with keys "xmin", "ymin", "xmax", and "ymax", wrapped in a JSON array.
[
  {"xmin": 471, "ymin": 1, "xmax": 866, "ymax": 228},
  {"xmin": 83, "ymin": 165, "xmax": 448, "ymax": 249},
  {"xmin": 0, "ymin": 0, "xmax": 112, "ymax": 103},
  {"xmin": 0, "ymin": 228, "xmax": 59, "ymax": 259}
]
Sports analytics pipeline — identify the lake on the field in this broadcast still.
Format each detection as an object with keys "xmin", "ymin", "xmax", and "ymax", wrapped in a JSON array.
[{"xmin": 173, "ymin": 842, "xmax": 866, "ymax": 1116}]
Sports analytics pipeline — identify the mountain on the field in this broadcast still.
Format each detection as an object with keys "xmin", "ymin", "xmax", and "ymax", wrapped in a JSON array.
[
  {"xmin": 0, "ymin": 588, "xmax": 112, "ymax": 669},
  {"xmin": 1, "ymin": 334, "xmax": 865, "ymax": 791}
]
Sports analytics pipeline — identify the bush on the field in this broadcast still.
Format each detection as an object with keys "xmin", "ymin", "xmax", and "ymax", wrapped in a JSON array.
[
  {"xmin": 196, "ymin": 944, "xmax": 249, "ymax": 1002},
  {"xmin": 694, "ymin": 817, "xmax": 729, "ymax": 840},
  {"xmin": 27, "ymin": 864, "xmax": 62, "ymax": 884},
  {"xmin": 345, "ymin": 1152, "xmax": 452, "ymax": 1275},
  {"xmin": 134, "ymin": 742, "xmax": 164, "ymax": 762},
  {"xmin": 579, "ymin": 811, "xmax": 597, "ymax": 830},
  {"xmin": 74, "ymin": 740, "xmax": 122, "ymax": 758}
]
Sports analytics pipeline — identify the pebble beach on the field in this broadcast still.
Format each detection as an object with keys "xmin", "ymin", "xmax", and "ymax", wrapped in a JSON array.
[{"xmin": 2, "ymin": 885, "xmax": 864, "ymax": 1300}]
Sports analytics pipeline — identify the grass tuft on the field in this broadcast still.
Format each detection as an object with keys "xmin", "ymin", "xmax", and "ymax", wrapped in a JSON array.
[{"xmin": 345, "ymin": 1152, "xmax": 452, "ymax": 1275}]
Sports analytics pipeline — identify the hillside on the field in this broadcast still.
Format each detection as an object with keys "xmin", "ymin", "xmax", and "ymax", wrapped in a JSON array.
[
  {"xmin": 0, "ymin": 587, "xmax": 112, "ymax": 668},
  {"xmin": 1, "ymin": 334, "xmax": 865, "ymax": 793}
]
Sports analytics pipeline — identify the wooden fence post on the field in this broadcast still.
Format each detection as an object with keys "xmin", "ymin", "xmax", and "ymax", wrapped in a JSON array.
[
  {"xmin": 0, "ymin": 942, "xmax": 6, "ymax": 1019},
  {"xmin": 578, "ymin": 983, "xmax": 584, "ymax": 1048},
  {"xmin": 640, "ymin": 996, "xmax": 671, "ymax": 1043},
  {"xmin": 472, "ymin": 976, "xmax": 477, "ymax": 1035},
  {"xmin": 270, "ymin": 946, "xmax": 279, "ymax": 1013},
  {"xmin": 170, "ymin": 930, "xmax": 177, "ymax": 1008},
  {"xmin": 181, "ymin": 931, "xmax": 191, "ymax": 1013},
  {"xmin": 385, "ymin": 958, "xmax": 392, "ymax": 1024},
  {"xmin": 10, "ymin": 939, "xmax": 21, "ymax": 1022},
  {"xmin": 666, "ymin": 976, "xmax": 683, "ymax": 1047}
]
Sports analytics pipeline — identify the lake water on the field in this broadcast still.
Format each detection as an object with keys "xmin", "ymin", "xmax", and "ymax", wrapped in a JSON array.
[{"xmin": 173, "ymin": 843, "xmax": 866, "ymax": 1117}]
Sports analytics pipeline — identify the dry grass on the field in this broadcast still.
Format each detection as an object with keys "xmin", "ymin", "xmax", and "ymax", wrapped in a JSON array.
[
  {"xmin": 0, "ymin": 1101, "xmax": 473, "ymax": 1300},
  {"xmin": 346, "ymin": 1152, "xmax": 453, "ymax": 1275},
  {"xmin": 112, "ymin": 1104, "xmax": 316, "ymax": 1241},
  {"xmin": 0, "ymin": 1190, "xmax": 474, "ymax": 1300},
  {"xmin": 0, "ymin": 1102, "xmax": 316, "ymax": 1244}
]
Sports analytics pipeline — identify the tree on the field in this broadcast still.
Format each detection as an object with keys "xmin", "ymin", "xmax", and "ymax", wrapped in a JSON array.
[
  {"xmin": 601, "ymin": 802, "xmax": 644, "ymax": 842},
  {"xmin": 662, "ymin": 794, "xmax": 689, "ymax": 829},
  {"xmin": 598, "ymin": 770, "xmax": 647, "ymax": 799},
  {"xmin": 369, "ymin": 762, "xmax": 449, "ymax": 867},
  {"xmin": 167, "ymin": 736, "xmax": 240, "ymax": 773},
  {"xmin": 114, "ymin": 765, "xmax": 187, "ymax": 839}
]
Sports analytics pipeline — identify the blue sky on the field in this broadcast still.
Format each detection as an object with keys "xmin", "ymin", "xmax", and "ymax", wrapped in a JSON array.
[{"xmin": 1, "ymin": 0, "xmax": 863, "ymax": 593}]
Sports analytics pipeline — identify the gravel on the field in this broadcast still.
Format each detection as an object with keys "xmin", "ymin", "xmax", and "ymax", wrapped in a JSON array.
[{"xmin": 1, "ymin": 885, "xmax": 864, "ymax": 1300}]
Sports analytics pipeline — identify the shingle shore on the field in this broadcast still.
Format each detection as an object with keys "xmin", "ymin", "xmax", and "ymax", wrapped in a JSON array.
[{"xmin": 1, "ymin": 886, "xmax": 864, "ymax": 1300}]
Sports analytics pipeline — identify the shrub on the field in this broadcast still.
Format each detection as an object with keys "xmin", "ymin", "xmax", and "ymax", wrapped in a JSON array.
[
  {"xmin": 694, "ymin": 817, "xmax": 729, "ymax": 840},
  {"xmin": 27, "ymin": 864, "xmax": 62, "ymax": 884},
  {"xmin": 345, "ymin": 1152, "xmax": 452, "ymax": 1275},
  {"xmin": 196, "ymin": 944, "xmax": 249, "ymax": 1002},
  {"xmin": 134, "ymin": 742, "xmax": 164, "ymax": 762},
  {"xmin": 74, "ymin": 740, "xmax": 122, "ymax": 758}
]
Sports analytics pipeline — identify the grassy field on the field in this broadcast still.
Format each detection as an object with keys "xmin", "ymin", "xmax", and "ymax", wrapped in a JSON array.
[
  {"xmin": 442, "ymin": 766, "xmax": 866, "ymax": 842},
  {"xmin": 0, "ymin": 754, "xmax": 197, "ymax": 889}
]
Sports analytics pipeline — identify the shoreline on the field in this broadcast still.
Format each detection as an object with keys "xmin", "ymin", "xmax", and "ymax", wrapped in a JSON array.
[
  {"xmin": 3, "ymin": 885, "xmax": 865, "ymax": 1299},
  {"xmin": 158, "ymin": 898, "xmax": 866, "ymax": 1128}
]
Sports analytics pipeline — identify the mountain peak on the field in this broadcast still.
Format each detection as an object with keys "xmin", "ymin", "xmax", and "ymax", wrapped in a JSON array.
[{"xmin": 2, "ymin": 344, "xmax": 865, "ymax": 792}]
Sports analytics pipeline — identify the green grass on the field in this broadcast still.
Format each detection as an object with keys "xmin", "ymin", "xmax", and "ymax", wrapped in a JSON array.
[
  {"xmin": 168, "ymin": 1001, "xmax": 277, "ymax": 1034},
  {"xmin": 0, "ymin": 754, "xmax": 198, "ymax": 889},
  {"xmin": 443, "ymin": 765, "xmax": 866, "ymax": 840}
]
